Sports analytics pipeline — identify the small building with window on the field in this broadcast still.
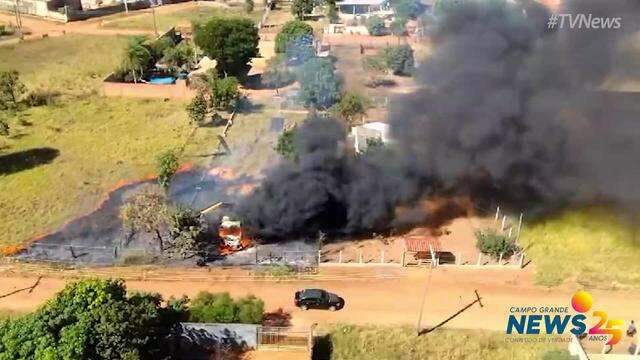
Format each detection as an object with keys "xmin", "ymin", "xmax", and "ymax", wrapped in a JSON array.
[{"xmin": 336, "ymin": 0, "xmax": 393, "ymax": 19}]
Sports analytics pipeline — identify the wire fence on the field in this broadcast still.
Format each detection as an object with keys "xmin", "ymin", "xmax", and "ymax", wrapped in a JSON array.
[{"xmin": 8, "ymin": 242, "xmax": 320, "ymax": 272}]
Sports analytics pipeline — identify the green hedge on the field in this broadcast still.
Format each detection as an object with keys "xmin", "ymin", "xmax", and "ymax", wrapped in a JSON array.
[
  {"xmin": 475, "ymin": 229, "xmax": 519, "ymax": 259},
  {"xmin": 188, "ymin": 292, "xmax": 264, "ymax": 324}
]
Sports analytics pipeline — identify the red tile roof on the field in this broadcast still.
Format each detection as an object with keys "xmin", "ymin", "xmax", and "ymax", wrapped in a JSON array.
[{"xmin": 404, "ymin": 236, "xmax": 442, "ymax": 253}]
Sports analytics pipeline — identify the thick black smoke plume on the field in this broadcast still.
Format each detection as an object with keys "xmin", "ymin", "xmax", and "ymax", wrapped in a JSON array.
[{"xmin": 239, "ymin": 0, "xmax": 640, "ymax": 240}]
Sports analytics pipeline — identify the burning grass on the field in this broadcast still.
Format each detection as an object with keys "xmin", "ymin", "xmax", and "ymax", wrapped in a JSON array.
[
  {"xmin": 317, "ymin": 325, "xmax": 562, "ymax": 359},
  {"xmin": 521, "ymin": 207, "xmax": 640, "ymax": 288}
]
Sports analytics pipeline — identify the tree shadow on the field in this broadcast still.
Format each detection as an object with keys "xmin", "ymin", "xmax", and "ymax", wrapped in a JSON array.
[
  {"xmin": 235, "ymin": 97, "xmax": 265, "ymax": 114},
  {"xmin": 262, "ymin": 308, "xmax": 292, "ymax": 327},
  {"xmin": 0, "ymin": 147, "xmax": 60, "ymax": 175},
  {"xmin": 312, "ymin": 334, "xmax": 333, "ymax": 360}
]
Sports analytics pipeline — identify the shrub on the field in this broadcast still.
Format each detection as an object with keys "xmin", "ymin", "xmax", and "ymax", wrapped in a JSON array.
[
  {"xmin": 475, "ymin": 229, "xmax": 519, "ymax": 259},
  {"xmin": 255, "ymin": 264, "xmax": 296, "ymax": 277},
  {"xmin": 0, "ymin": 117, "xmax": 8, "ymax": 137},
  {"xmin": 364, "ymin": 137, "xmax": 385, "ymax": 153},
  {"xmin": 236, "ymin": 295, "xmax": 265, "ymax": 324},
  {"xmin": 186, "ymin": 90, "xmax": 208, "ymax": 125},
  {"xmin": 333, "ymin": 91, "xmax": 368, "ymax": 123},
  {"xmin": 161, "ymin": 41, "xmax": 195, "ymax": 71},
  {"xmin": 383, "ymin": 44, "xmax": 414, "ymax": 75},
  {"xmin": 291, "ymin": 0, "xmax": 314, "ymax": 20},
  {"xmin": 188, "ymin": 292, "xmax": 264, "ymax": 324},
  {"xmin": 275, "ymin": 128, "xmax": 298, "ymax": 161},
  {"xmin": 119, "ymin": 250, "xmax": 156, "ymax": 265},
  {"xmin": 0, "ymin": 70, "xmax": 26, "ymax": 111},
  {"xmin": 366, "ymin": 15, "xmax": 386, "ymax": 36},
  {"xmin": 24, "ymin": 89, "xmax": 57, "ymax": 107},
  {"xmin": 156, "ymin": 149, "xmax": 180, "ymax": 190},
  {"xmin": 148, "ymin": 36, "xmax": 175, "ymax": 60},
  {"xmin": 213, "ymin": 76, "xmax": 240, "ymax": 110},
  {"xmin": 245, "ymin": 0, "xmax": 254, "ymax": 13},
  {"xmin": 275, "ymin": 20, "xmax": 314, "ymax": 53},
  {"xmin": 390, "ymin": 17, "xmax": 407, "ymax": 36},
  {"xmin": 391, "ymin": 0, "xmax": 423, "ymax": 19},
  {"xmin": 327, "ymin": 0, "xmax": 339, "ymax": 23},
  {"xmin": 262, "ymin": 55, "xmax": 295, "ymax": 90}
]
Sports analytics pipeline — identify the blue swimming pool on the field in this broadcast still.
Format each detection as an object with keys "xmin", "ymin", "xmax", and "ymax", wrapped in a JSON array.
[{"xmin": 149, "ymin": 76, "xmax": 176, "ymax": 85}]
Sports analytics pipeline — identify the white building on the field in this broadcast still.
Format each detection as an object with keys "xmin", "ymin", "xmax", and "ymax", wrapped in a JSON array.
[
  {"xmin": 349, "ymin": 121, "xmax": 391, "ymax": 153},
  {"xmin": 336, "ymin": 0, "xmax": 393, "ymax": 19}
]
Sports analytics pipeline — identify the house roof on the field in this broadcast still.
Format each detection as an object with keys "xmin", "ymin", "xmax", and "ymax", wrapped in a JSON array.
[
  {"xmin": 337, "ymin": 0, "xmax": 386, "ymax": 6},
  {"xmin": 404, "ymin": 236, "xmax": 442, "ymax": 253}
]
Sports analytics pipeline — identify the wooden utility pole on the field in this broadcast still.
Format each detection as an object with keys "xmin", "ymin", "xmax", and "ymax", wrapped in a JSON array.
[
  {"xmin": 152, "ymin": 6, "xmax": 159, "ymax": 37},
  {"xmin": 416, "ymin": 266, "xmax": 433, "ymax": 334},
  {"xmin": 14, "ymin": 0, "xmax": 23, "ymax": 38}
]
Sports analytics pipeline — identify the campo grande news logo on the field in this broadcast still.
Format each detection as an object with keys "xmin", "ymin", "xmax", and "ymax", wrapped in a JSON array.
[{"xmin": 506, "ymin": 291, "xmax": 624, "ymax": 345}]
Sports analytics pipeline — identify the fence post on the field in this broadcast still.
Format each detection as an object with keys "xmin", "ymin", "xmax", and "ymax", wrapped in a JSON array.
[
  {"xmin": 255, "ymin": 245, "xmax": 259, "ymax": 264},
  {"xmin": 498, "ymin": 253, "xmax": 503, "ymax": 266},
  {"xmin": 338, "ymin": 250, "xmax": 342, "ymax": 263},
  {"xmin": 516, "ymin": 212, "xmax": 524, "ymax": 242},
  {"xmin": 494, "ymin": 206, "xmax": 500, "ymax": 225},
  {"xmin": 317, "ymin": 250, "xmax": 321, "ymax": 265},
  {"xmin": 501, "ymin": 215, "xmax": 507, "ymax": 232},
  {"xmin": 380, "ymin": 250, "xmax": 384, "ymax": 264},
  {"xmin": 477, "ymin": 253, "xmax": 482, "ymax": 266}
]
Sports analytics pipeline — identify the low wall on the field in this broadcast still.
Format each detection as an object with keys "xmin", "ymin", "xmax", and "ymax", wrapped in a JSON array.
[
  {"xmin": 179, "ymin": 323, "xmax": 259, "ymax": 356},
  {"xmin": 0, "ymin": 0, "xmax": 68, "ymax": 21},
  {"xmin": 103, "ymin": 75, "xmax": 195, "ymax": 99}
]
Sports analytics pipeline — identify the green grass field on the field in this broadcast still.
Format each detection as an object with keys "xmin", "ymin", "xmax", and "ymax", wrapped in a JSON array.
[
  {"xmin": 0, "ymin": 34, "xmax": 220, "ymax": 247},
  {"xmin": 317, "ymin": 325, "xmax": 565, "ymax": 360},
  {"xmin": 101, "ymin": 4, "xmax": 263, "ymax": 31},
  {"xmin": 521, "ymin": 207, "xmax": 640, "ymax": 288}
]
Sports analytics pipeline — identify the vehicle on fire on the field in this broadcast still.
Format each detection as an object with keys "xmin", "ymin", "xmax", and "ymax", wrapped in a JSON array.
[{"xmin": 295, "ymin": 288, "xmax": 345, "ymax": 311}]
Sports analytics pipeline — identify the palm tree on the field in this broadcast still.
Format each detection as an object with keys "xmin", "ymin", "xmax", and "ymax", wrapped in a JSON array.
[{"xmin": 122, "ymin": 36, "xmax": 151, "ymax": 83}]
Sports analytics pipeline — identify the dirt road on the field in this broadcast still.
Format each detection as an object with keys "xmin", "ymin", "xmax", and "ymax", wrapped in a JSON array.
[{"xmin": 1, "ymin": 266, "xmax": 638, "ymax": 332}]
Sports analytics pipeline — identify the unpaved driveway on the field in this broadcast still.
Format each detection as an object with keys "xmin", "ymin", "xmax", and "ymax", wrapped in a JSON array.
[{"xmin": 0, "ymin": 266, "xmax": 638, "ymax": 333}]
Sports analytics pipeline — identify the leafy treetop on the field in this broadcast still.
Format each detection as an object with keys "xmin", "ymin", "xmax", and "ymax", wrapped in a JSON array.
[{"xmin": 194, "ymin": 17, "xmax": 259, "ymax": 77}]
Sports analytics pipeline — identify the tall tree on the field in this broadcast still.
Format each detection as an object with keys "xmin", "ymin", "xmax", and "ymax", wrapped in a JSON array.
[
  {"xmin": 120, "ymin": 190, "xmax": 170, "ymax": 251},
  {"xmin": 274, "ymin": 20, "xmax": 314, "ymax": 53},
  {"xmin": 194, "ymin": 17, "xmax": 259, "ymax": 77},
  {"xmin": 297, "ymin": 57, "xmax": 341, "ymax": 109},
  {"xmin": 0, "ymin": 279, "xmax": 183, "ymax": 360},
  {"xmin": 291, "ymin": 0, "xmax": 314, "ymax": 20}
]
